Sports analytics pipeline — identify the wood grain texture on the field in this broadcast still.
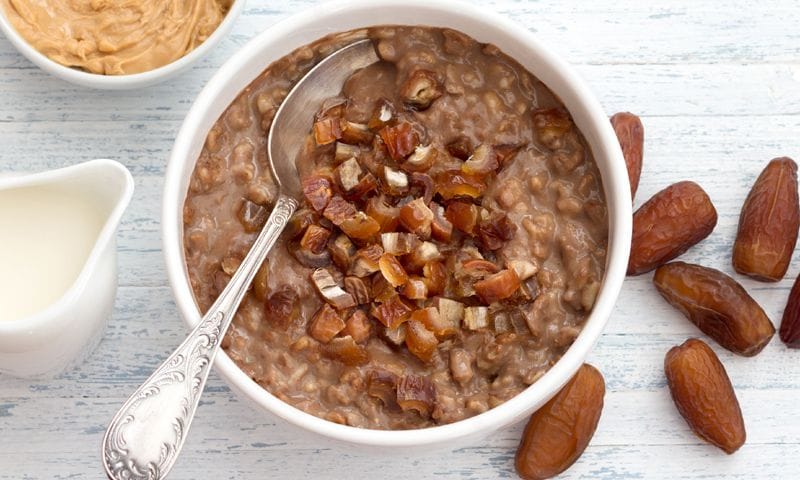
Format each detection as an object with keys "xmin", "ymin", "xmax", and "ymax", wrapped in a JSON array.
[{"xmin": 1, "ymin": 0, "xmax": 799, "ymax": 478}]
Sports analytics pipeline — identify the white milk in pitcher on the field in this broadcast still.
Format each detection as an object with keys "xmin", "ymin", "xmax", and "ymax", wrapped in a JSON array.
[{"xmin": 0, "ymin": 186, "xmax": 105, "ymax": 321}]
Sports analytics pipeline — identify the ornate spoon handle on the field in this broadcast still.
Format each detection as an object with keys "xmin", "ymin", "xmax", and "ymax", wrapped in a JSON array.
[{"xmin": 102, "ymin": 194, "xmax": 298, "ymax": 480}]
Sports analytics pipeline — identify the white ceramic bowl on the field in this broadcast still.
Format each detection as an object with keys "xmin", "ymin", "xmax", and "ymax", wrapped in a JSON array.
[
  {"xmin": 164, "ymin": 0, "xmax": 632, "ymax": 451},
  {"xmin": 0, "ymin": 1, "xmax": 246, "ymax": 90},
  {"xmin": 0, "ymin": 160, "xmax": 134, "ymax": 377}
]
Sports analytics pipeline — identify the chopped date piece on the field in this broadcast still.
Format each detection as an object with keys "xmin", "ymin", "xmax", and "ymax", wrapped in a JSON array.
[
  {"xmin": 366, "ymin": 195, "xmax": 400, "ymax": 232},
  {"xmin": 412, "ymin": 307, "xmax": 456, "ymax": 339},
  {"xmin": 490, "ymin": 309, "xmax": 515, "ymax": 333},
  {"xmin": 462, "ymin": 259, "xmax": 501, "ymax": 275},
  {"xmin": 474, "ymin": 269, "xmax": 521, "ymax": 304},
  {"xmin": 335, "ymin": 142, "xmax": 361, "ymax": 163},
  {"xmin": 212, "ymin": 270, "xmax": 230, "ymax": 297},
  {"xmin": 343, "ymin": 172, "xmax": 378, "ymax": 200},
  {"xmin": 399, "ymin": 198, "xmax": 434, "ymax": 238},
  {"xmin": 237, "ymin": 199, "xmax": 269, "ymax": 233},
  {"xmin": 459, "ymin": 245, "xmax": 485, "ymax": 262},
  {"xmin": 464, "ymin": 306, "xmax": 490, "ymax": 330},
  {"xmin": 379, "ymin": 253, "xmax": 410, "ymax": 287},
  {"xmin": 383, "ymin": 166, "xmax": 409, "ymax": 195},
  {"xmin": 405, "ymin": 241, "xmax": 443, "ymax": 272},
  {"xmin": 445, "ymin": 201, "xmax": 478, "ymax": 234},
  {"xmin": 494, "ymin": 143, "xmax": 524, "ymax": 167},
  {"xmin": 435, "ymin": 170, "xmax": 487, "ymax": 200},
  {"xmin": 446, "ymin": 136, "xmax": 473, "ymax": 160},
  {"xmin": 336, "ymin": 158, "xmax": 363, "ymax": 192},
  {"xmin": 324, "ymin": 336, "xmax": 368, "ymax": 366},
  {"xmin": 252, "ymin": 260, "xmax": 270, "ymax": 302},
  {"xmin": 477, "ymin": 212, "xmax": 517, "ymax": 250},
  {"xmin": 423, "ymin": 261, "xmax": 447, "ymax": 295},
  {"xmin": 405, "ymin": 320, "xmax": 439, "ymax": 362},
  {"xmin": 290, "ymin": 241, "xmax": 332, "ymax": 268},
  {"xmin": 349, "ymin": 244, "xmax": 383, "ymax": 277},
  {"xmin": 286, "ymin": 208, "xmax": 317, "ymax": 239},
  {"xmin": 452, "ymin": 262, "xmax": 486, "ymax": 298},
  {"xmin": 402, "ymin": 276, "xmax": 429, "ymax": 300},
  {"xmin": 316, "ymin": 97, "xmax": 347, "ymax": 120},
  {"xmin": 430, "ymin": 202, "xmax": 454, "ymax": 242},
  {"xmin": 396, "ymin": 375, "xmax": 436, "ymax": 417},
  {"xmin": 507, "ymin": 259, "xmax": 538, "ymax": 281},
  {"xmin": 340, "ymin": 212, "xmax": 381, "ymax": 241},
  {"xmin": 311, "ymin": 268, "xmax": 356, "ymax": 310},
  {"xmin": 400, "ymin": 69, "xmax": 442, "ymax": 110},
  {"xmin": 344, "ymin": 276, "xmax": 371, "ymax": 305},
  {"xmin": 381, "ymin": 232, "xmax": 420, "ymax": 255},
  {"xmin": 409, "ymin": 172, "xmax": 435, "ymax": 204},
  {"xmin": 368, "ymin": 98, "xmax": 395, "ymax": 131},
  {"xmin": 435, "ymin": 297, "xmax": 465, "ymax": 329},
  {"xmin": 379, "ymin": 122, "xmax": 419, "ymax": 160},
  {"xmin": 371, "ymin": 274, "xmax": 396, "ymax": 303},
  {"xmin": 383, "ymin": 323, "xmax": 408, "ymax": 346},
  {"xmin": 309, "ymin": 304, "xmax": 345, "ymax": 343},
  {"xmin": 371, "ymin": 294, "xmax": 414, "ymax": 328},
  {"xmin": 339, "ymin": 120, "xmax": 374, "ymax": 145},
  {"xmin": 329, "ymin": 234, "xmax": 356, "ymax": 270},
  {"xmin": 403, "ymin": 145, "xmax": 437, "ymax": 172},
  {"xmin": 344, "ymin": 310, "xmax": 372, "ymax": 343},
  {"xmin": 323, "ymin": 196, "xmax": 357, "ymax": 226},
  {"xmin": 462, "ymin": 144, "xmax": 499, "ymax": 175},
  {"xmin": 301, "ymin": 176, "xmax": 333, "ymax": 212},
  {"xmin": 532, "ymin": 108, "xmax": 573, "ymax": 150},
  {"xmin": 264, "ymin": 286, "xmax": 300, "ymax": 327},
  {"xmin": 313, "ymin": 117, "xmax": 342, "ymax": 145},
  {"xmin": 221, "ymin": 256, "xmax": 241, "ymax": 276},
  {"xmin": 367, "ymin": 369, "xmax": 399, "ymax": 408},
  {"xmin": 300, "ymin": 224, "xmax": 332, "ymax": 254}
]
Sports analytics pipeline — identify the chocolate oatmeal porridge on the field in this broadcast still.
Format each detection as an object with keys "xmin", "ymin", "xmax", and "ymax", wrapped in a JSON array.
[{"xmin": 182, "ymin": 26, "xmax": 608, "ymax": 429}]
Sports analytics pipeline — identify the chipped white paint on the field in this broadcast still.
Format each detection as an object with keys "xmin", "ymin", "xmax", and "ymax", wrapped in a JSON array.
[{"xmin": 1, "ymin": 0, "xmax": 799, "ymax": 478}]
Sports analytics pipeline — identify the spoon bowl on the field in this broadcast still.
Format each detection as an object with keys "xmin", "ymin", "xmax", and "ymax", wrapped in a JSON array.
[
  {"xmin": 269, "ymin": 39, "xmax": 379, "ymax": 198},
  {"xmin": 102, "ymin": 40, "xmax": 380, "ymax": 480}
]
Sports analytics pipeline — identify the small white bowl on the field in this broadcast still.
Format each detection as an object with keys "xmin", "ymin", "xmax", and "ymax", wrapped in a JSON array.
[
  {"xmin": 0, "ymin": 160, "xmax": 134, "ymax": 377},
  {"xmin": 164, "ymin": 0, "xmax": 632, "ymax": 451},
  {"xmin": 0, "ymin": 1, "xmax": 246, "ymax": 90}
]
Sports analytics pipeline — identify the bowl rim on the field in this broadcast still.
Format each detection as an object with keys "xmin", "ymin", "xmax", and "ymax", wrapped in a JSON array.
[
  {"xmin": 164, "ymin": 0, "xmax": 631, "ymax": 447},
  {"xmin": 0, "ymin": 0, "xmax": 246, "ymax": 89}
]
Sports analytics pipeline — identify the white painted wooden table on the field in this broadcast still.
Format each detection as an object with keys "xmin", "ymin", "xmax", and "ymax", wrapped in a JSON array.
[{"xmin": 2, "ymin": 1, "xmax": 799, "ymax": 478}]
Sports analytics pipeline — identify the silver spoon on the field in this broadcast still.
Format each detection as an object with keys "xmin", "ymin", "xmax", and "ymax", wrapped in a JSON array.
[{"xmin": 102, "ymin": 39, "xmax": 379, "ymax": 480}]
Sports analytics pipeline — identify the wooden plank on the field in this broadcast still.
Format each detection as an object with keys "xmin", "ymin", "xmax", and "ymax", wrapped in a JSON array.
[
  {"xmin": 1, "ymin": 63, "xmax": 799, "ymax": 122},
  {"xmin": 3, "ymin": 387, "xmax": 799, "ymax": 451}
]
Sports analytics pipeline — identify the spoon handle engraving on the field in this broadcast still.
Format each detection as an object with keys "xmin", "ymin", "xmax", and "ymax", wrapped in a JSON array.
[{"xmin": 102, "ymin": 194, "xmax": 298, "ymax": 480}]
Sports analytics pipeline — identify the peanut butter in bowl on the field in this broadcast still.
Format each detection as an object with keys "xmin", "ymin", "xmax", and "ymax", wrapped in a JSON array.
[{"xmin": 1, "ymin": 0, "xmax": 233, "ymax": 75}]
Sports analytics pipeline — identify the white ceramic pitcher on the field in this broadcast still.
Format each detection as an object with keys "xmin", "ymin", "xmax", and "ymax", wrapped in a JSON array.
[{"xmin": 0, "ymin": 160, "xmax": 134, "ymax": 377}]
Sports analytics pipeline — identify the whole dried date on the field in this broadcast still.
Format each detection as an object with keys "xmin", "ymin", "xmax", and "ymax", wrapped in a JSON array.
[
  {"xmin": 515, "ymin": 364, "xmax": 605, "ymax": 480},
  {"xmin": 610, "ymin": 112, "xmax": 644, "ymax": 200},
  {"xmin": 732, "ymin": 157, "xmax": 799, "ymax": 282},
  {"xmin": 654, "ymin": 262, "xmax": 774, "ymax": 356},
  {"xmin": 780, "ymin": 272, "xmax": 800, "ymax": 347},
  {"xmin": 665, "ymin": 338, "xmax": 746, "ymax": 454},
  {"xmin": 628, "ymin": 181, "xmax": 717, "ymax": 275}
]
